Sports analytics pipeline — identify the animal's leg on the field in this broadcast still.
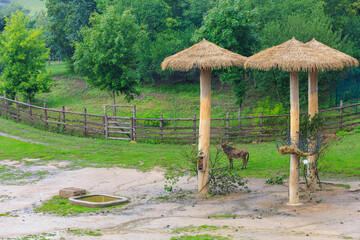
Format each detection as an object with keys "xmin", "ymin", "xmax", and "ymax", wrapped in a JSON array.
[
  {"xmin": 245, "ymin": 153, "xmax": 249, "ymax": 169},
  {"xmin": 229, "ymin": 158, "xmax": 233, "ymax": 169}
]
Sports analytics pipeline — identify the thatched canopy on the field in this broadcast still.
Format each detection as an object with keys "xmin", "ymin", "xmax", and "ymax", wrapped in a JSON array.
[
  {"xmin": 306, "ymin": 38, "xmax": 359, "ymax": 68},
  {"xmin": 161, "ymin": 39, "xmax": 247, "ymax": 71},
  {"xmin": 244, "ymin": 37, "xmax": 344, "ymax": 72}
]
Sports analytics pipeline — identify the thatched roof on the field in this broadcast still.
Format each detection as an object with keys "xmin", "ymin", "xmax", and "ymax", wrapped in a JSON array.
[
  {"xmin": 161, "ymin": 39, "xmax": 246, "ymax": 71},
  {"xmin": 244, "ymin": 37, "xmax": 344, "ymax": 72},
  {"xmin": 306, "ymin": 38, "xmax": 359, "ymax": 68}
]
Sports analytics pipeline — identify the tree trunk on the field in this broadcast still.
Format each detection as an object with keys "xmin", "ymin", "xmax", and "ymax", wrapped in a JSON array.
[
  {"xmin": 308, "ymin": 70, "xmax": 319, "ymax": 190},
  {"xmin": 289, "ymin": 71, "xmax": 301, "ymax": 205},
  {"xmin": 238, "ymin": 104, "xmax": 242, "ymax": 118},
  {"xmin": 198, "ymin": 69, "xmax": 211, "ymax": 196}
]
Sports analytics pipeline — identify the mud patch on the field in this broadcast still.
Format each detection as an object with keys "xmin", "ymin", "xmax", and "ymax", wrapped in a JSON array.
[{"xmin": 0, "ymin": 168, "xmax": 359, "ymax": 239}]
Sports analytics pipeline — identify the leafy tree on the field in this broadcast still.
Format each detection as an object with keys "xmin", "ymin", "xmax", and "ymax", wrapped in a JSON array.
[
  {"xmin": 182, "ymin": 0, "xmax": 215, "ymax": 28},
  {"xmin": 193, "ymin": 0, "xmax": 260, "ymax": 115},
  {"xmin": 46, "ymin": 0, "xmax": 97, "ymax": 61},
  {"xmin": 257, "ymin": 7, "xmax": 356, "ymax": 108},
  {"xmin": 73, "ymin": 7, "xmax": 140, "ymax": 107},
  {"xmin": 112, "ymin": 0, "xmax": 172, "ymax": 39},
  {"xmin": 253, "ymin": 0, "xmax": 324, "ymax": 26},
  {"xmin": 0, "ymin": 11, "xmax": 51, "ymax": 101}
]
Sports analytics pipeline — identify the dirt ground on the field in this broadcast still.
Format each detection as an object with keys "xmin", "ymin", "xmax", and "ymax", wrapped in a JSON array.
[{"xmin": 0, "ymin": 160, "xmax": 359, "ymax": 240}]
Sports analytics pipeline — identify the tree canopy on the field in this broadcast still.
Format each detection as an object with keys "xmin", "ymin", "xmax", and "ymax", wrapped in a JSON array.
[
  {"xmin": 1, "ymin": 0, "xmax": 360, "ymax": 110},
  {"xmin": 0, "ymin": 11, "xmax": 51, "ymax": 101},
  {"xmin": 73, "ymin": 7, "xmax": 140, "ymax": 103}
]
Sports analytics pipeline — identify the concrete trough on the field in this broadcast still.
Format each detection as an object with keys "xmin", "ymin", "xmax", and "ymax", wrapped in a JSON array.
[{"xmin": 69, "ymin": 194, "xmax": 128, "ymax": 208}]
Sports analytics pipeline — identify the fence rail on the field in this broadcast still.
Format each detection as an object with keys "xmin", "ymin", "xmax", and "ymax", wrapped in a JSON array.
[{"xmin": 1, "ymin": 95, "xmax": 359, "ymax": 142}]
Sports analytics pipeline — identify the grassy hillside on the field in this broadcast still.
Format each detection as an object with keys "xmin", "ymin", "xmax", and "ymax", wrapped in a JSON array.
[{"xmin": 40, "ymin": 62, "xmax": 242, "ymax": 119}]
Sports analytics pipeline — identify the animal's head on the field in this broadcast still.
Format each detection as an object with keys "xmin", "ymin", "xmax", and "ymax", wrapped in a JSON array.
[{"xmin": 220, "ymin": 140, "xmax": 229, "ymax": 149}]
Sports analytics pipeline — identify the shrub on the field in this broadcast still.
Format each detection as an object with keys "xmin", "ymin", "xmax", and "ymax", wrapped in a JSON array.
[
  {"xmin": 141, "ymin": 111, "xmax": 170, "ymax": 128},
  {"xmin": 354, "ymin": 126, "xmax": 360, "ymax": 133},
  {"xmin": 252, "ymin": 97, "xmax": 287, "ymax": 130},
  {"xmin": 336, "ymin": 130, "xmax": 350, "ymax": 136}
]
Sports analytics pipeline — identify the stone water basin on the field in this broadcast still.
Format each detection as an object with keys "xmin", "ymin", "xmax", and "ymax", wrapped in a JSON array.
[{"xmin": 69, "ymin": 194, "xmax": 128, "ymax": 208}]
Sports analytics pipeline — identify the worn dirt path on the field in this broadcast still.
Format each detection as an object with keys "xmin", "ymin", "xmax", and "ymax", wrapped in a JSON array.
[{"xmin": 0, "ymin": 161, "xmax": 359, "ymax": 240}]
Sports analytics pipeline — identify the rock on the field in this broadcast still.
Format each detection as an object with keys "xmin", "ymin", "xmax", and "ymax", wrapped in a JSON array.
[{"xmin": 59, "ymin": 187, "xmax": 86, "ymax": 199}]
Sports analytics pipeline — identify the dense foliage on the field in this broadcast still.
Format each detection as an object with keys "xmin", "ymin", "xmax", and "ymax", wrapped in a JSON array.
[
  {"xmin": 1, "ymin": 0, "xmax": 360, "ymax": 109},
  {"xmin": 73, "ymin": 7, "xmax": 140, "ymax": 103},
  {"xmin": 0, "ymin": 11, "xmax": 51, "ymax": 101}
]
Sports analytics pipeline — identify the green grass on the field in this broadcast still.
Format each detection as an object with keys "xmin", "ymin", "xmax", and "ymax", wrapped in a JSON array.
[
  {"xmin": 7, "ymin": 233, "xmax": 57, "ymax": 240},
  {"xmin": 333, "ymin": 184, "xmax": 351, "ymax": 189},
  {"xmin": 67, "ymin": 229, "xmax": 102, "ymax": 237},
  {"xmin": 0, "ymin": 164, "xmax": 49, "ymax": 185},
  {"xmin": 37, "ymin": 67, "xmax": 243, "ymax": 118},
  {"xmin": 209, "ymin": 215, "xmax": 236, "ymax": 219},
  {"xmin": 0, "ymin": 117, "xmax": 360, "ymax": 180},
  {"xmin": 34, "ymin": 195, "xmax": 128, "ymax": 216},
  {"xmin": 171, "ymin": 235, "xmax": 230, "ymax": 240},
  {"xmin": 46, "ymin": 62, "xmax": 68, "ymax": 77},
  {"xmin": 172, "ymin": 225, "xmax": 230, "ymax": 234}
]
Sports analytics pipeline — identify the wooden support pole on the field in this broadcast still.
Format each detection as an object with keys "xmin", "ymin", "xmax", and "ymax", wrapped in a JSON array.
[
  {"xmin": 308, "ymin": 70, "xmax": 319, "ymax": 189},
  {"xmin": 289, "ymin": 71, "xmax": 301, "ymax": 205},
  {"xmin": 84, "ymin": 108, "xmax": 87, "ymax": 137},
  {"xmin": 198, "ymin": 69, "xmax": 211, "ymax": 195},
  {"xmin": 159, "ymin": 114, "xmax": 163, "ymax": 140}
]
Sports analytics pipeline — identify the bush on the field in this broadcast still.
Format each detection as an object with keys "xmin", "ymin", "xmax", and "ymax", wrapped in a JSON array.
[
  {"xmin": 336, "ymin": 130, "xmax": 350, "ymax": 136},
  {"xmin": 141, "ymin": 111, "xmax": 170, "ymax": 128},
  {"xmin": 354, "ymin": 126, "xmax": 360, "ymax": 133},
  {"xmin": 266, "ymin": 173, "xmax": 287, "ymax": 185},
  {"xmin": 252, "ymin": 97, "xmax": 287, "ymax": 132}
]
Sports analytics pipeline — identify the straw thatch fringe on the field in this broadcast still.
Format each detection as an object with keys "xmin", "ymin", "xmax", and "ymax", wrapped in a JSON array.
[
  {"xmin": 161, "ymin": 39, "xmax": 247, "ymax": 71},
  {"xmin": 306, "ymin": 38, "xmax": 359, "ymax": 68},
  {"xmin": 244, "ymin": 37, "xmax": 346, "ymax": 72},
  {"xmin": 278, "ymin": 146, "xmax": 312, "ymax": 157}
]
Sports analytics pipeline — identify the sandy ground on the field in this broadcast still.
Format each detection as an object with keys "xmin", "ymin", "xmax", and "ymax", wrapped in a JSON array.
[{"xmin": 0, "ymin": 160, "xmax": 359, "ymax": 240}]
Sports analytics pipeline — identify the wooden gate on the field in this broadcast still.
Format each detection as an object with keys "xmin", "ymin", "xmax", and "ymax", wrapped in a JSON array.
[{"xmin": 104, "ymin": 105, "xmax": 136, "ymax": 141}]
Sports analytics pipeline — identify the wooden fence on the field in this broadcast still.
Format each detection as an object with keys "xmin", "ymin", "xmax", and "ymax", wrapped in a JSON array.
[{"xmin": 0, "ymin": 94, "xmax": 359, "ymax": 142}]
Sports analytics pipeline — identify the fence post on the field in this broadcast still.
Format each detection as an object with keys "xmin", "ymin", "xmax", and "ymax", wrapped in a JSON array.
[
  {"xmin": 193, "ymin": 114, "xmax": 197, "ymax": 139},
  {"xmin": 44, "ymin": 103, "xmax": 48, "ymax": 130},
  {"xmin": 132, "ymin": 105, "xmax": 136, "ymax": 141},
  {"xmin": 159, "ymin": 114, "xmax": 163, "ymax": 140},
  {"xmin": 15, "ymin": 96, "xmax": 19, "ymax": 122},
  {"xmin": 61, "ymin": 106, "xmax": 66, "ymax": 132},
  {"xmin": 83, "ymin": 108, "xmax": 87, "ymax": 137},
  {"xmin": 340, "ymin": 100, "xmax": 343, "ymax": 129},
  {"xmin": 104, "ymin": 106, "xmax": 109, "ymax": 139},
  {"xmin": 260, "ymin": 111, "xmax": 263, "ymax": 142},
  {"xmin": 226, "ymin": 113, "xmax": 230, "ymax": 140},
  {"xmin": 3, "ymin": 93, "xmax": 7, "ymax": 114},
  {"xmin": 27, "ymin": 99, "xmax": 32, "ymax": 122}
]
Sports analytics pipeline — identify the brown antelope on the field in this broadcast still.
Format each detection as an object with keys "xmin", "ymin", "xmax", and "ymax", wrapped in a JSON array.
[{"xmin": 220, "ymin": 141, "xmax": 249, "ymax": 169}]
